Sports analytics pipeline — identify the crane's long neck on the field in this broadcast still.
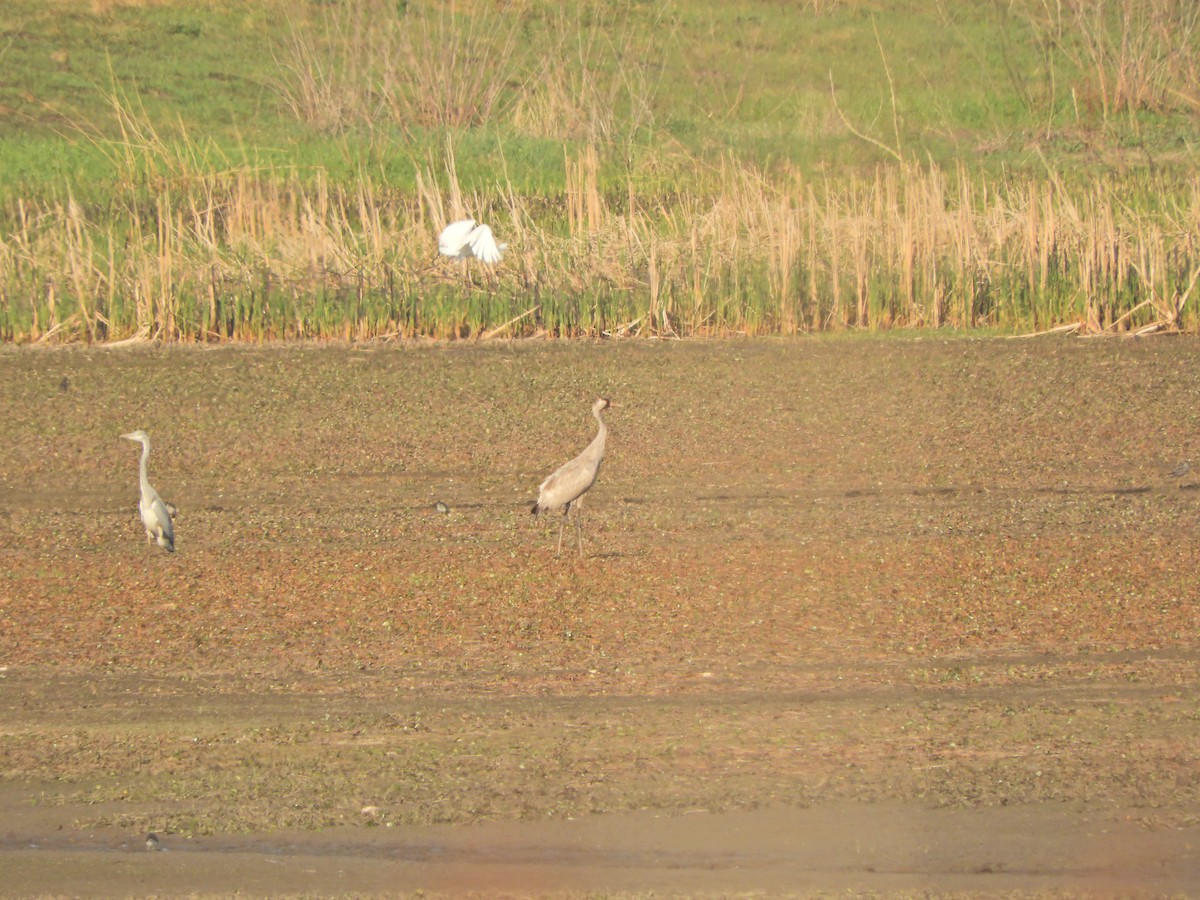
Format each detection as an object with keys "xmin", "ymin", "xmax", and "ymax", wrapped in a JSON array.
[{"xmin": 588, "ymin": 407, "xmax": 607, "ymax": 459}]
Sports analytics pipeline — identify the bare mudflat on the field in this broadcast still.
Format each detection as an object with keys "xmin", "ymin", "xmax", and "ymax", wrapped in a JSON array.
[{"xmin": 1, "ymin": 338, "xmax": 1198, "ymax": 897}]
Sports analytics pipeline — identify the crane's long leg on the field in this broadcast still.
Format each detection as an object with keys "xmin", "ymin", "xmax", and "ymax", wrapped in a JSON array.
[
  {"xmin": 556, "ymin": 503, "xmax": 570, "ymax": 557},
  {"xmin": 575, "ymin": 496, "xmax": 586, "ymax": 559}
]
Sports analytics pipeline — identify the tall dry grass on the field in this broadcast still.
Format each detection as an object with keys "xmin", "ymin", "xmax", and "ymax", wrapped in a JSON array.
[
  {"xmin": 272, "ymin": 0, "xmax": 670, "ymax": 147},
  {"xmin": 273, "ymin": 0, "xmax": 528, "ymax": 135},
  {"xmin": 4, "ymin": 137, "xmax": 1199, "ymax": 343},
  {"xmin": 1018, "ymin": 0, "xmax": 1200, "ymax": 119}
]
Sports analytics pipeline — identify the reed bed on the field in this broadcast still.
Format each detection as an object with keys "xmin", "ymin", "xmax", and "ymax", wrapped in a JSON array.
[
  {"xmin": 5, "ymin": 0, "xmax": 1200, "ymax": 343},
  {"xmin": 2, "ymin": 147, "xmax": 1199, "ymax": 343}
]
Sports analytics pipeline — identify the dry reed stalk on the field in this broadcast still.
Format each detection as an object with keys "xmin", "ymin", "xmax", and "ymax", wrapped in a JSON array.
[
  {"xmin": 58, "ymin": 196, "xmax": 92, "ymax": 342},
  {"xmin": 646, "ymin": 236, "xmax": 660, "ymax": 333},
  {"xmin": 45, "ymin": 280, "xmax": 56, "ymax": 339},
  {"xmin": 1038, "ymin": 181, "xmax": 1055, "ymax": 297},
  {"xmin": 155, "ymin": 192, "xmax": 174, "ymax": 340},
  {"xmin": 566, "ymin": 145, "xmax": 604, "ymax": 238},
  {"xmin": 953, "ymin": 165, "xmax": 976, "ymax": 327},
  {"xmin": 898, "ymin": 178, "xmax": 917, "ymax": 322},
  {"xmin": 805, "ymin": 183, "xmax": 820, "ymax": 330},
  {"xmin": 850, "ymin": 205, "xmax": 870, "ymax": 327},
  {"xmin": 767, "ymin": 195, "xmax": 798, "ymax": 333},
  {"xmin": 825, "ymin": 187, "xmax": 843, "ymax": 328}
]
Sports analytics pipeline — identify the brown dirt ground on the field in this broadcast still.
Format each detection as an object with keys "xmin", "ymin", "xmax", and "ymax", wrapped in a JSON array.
[{"xmin": 1, "ymin": 337, "xmax": 1198, "ymax": 897}]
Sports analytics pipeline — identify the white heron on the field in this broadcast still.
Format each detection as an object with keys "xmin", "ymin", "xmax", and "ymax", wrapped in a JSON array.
[
  {"xmin": 532, "ymin": 398, "xmax": 610, "ymax": 558},
  {"xmin": 121, "ymin": 429, "xmax": 175, "ymax": 552},
  {"xmin": 438, "ymin": 218, "xmax": 506, "ymax": 265}
]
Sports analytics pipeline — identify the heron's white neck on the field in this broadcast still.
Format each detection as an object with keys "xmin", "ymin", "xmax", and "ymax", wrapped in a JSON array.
[{"xmin": 137, "ymin": 440, "xmax": 152, "ymax": 493}]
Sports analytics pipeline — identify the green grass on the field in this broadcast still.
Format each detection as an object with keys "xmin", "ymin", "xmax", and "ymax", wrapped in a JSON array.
[
  {"xmin": 4, "ymin": 0, "xmax": 1197, "ymax": 189},
  {"xmin": 1, "ymin": 0, "xmax": 1199, "ymax": 342}
]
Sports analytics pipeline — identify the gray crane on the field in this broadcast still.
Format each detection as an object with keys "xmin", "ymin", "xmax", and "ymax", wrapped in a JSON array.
[
  {"xmin": 121, "ymin": 430, "xmax": 175, "ymax": 552},
  {"xmin": 531, "ymin": 398, "xmax": 610, "ymax": 558}
]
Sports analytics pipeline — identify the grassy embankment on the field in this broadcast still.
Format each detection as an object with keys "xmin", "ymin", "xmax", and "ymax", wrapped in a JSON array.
[{"xmin": 1, "ymin": 0, "xmax": 1199, "ymax": 342}]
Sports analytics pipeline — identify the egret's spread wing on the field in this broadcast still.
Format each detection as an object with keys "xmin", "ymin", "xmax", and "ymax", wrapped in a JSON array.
[
  {"xmin": 467, "ymin": 224, "xmax": 505, "ymax": 264},
  {"xmin": 438, "ymin": 219, "xmax": 477, "ymax": 257}
]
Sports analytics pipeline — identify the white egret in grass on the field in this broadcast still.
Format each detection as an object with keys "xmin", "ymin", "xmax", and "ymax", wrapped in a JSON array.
[
  {"xmin": 438, "ymin": 218, "xmax": 506, "ymax": 265},
  {"xmin": 532, "ymin": 398, "xmax": 610, "ymax": 558},
  {"xmin": 120, "ymin": 429, "xmax": 175, "ymax": 552}
]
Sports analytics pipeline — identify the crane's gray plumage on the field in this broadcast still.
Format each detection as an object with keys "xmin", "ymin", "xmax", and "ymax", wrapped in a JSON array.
[
  {"xmin": 532, "ymin": 398, "xmax": 610, "ymax": 558},
  {"xmin": 121, "ymin": 429, "xmax": 175, "ymax": 552}
]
